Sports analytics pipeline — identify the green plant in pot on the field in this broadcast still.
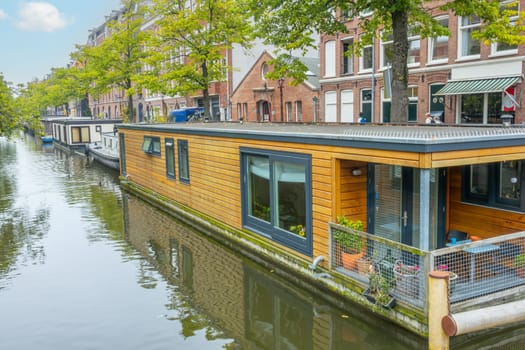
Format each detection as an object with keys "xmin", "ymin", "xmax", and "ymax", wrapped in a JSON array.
[
  {"xmin": 334, "ymin": 216, "xmax": 365, "ymax": 270},
  {"xmin": 364, "ymin": 264, "xmax": 395, "ymax": 309},
  {"xmin": 514, "ymin": 254, "xmax": 525, "ymax": 278}
]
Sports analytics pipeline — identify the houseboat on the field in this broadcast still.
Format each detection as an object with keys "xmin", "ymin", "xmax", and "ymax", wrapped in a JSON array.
[
  {"xmin": 117, "ymin": 121, "xmax": 525, "ymax": 337},
  {"xmin": 87, "ymin": 131, "xmax": 120, "ymax": 171},
  {"xmin": 49, "ymin": 117, "xmax": 123, "ymax": 154}
]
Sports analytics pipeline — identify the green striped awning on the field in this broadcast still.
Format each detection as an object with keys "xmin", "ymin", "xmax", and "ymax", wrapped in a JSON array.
[{"xmin": 434, "ymin": 76, "xmax": 521, "ymax": 95}]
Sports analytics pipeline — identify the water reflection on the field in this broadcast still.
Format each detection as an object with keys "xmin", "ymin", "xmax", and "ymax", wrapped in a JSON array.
[{"xmin": 123, "ymin": 192, "xmax": 426, "ymax": 349}]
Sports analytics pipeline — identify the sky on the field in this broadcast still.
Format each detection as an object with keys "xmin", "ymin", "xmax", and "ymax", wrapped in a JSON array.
[{"xmin": 0, "ymin": 0, "xmax": 121, "ymax": 86}]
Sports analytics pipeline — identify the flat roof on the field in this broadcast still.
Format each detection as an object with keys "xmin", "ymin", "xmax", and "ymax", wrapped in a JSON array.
[{"xmin": 118, "ymin": 122, "xmax": 525, "ymax": 153}]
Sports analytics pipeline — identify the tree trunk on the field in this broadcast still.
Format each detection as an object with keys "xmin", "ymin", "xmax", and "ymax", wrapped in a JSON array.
[
  {"xmin": 390, "ymin": 10, "xmax": 409, "ymax": 123},
  {"xmin": 201, "ymin": 62, "xmax": 212, "ymax": 120},
  {"xmin": 127, "ymin": 94, "xmax": 134, "ymax": 123}
]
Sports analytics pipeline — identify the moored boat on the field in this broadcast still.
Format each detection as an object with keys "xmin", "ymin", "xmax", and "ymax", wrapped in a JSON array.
[{"xmin": 87, "ymin": 132, "xmax": 120, "ymax": 170}]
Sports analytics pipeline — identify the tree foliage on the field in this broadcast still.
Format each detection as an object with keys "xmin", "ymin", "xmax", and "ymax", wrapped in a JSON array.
[
  {"xmin": 142, "ymin": 0, "xmax": 254, "ymax": 120},
  {"xmin": 248, "ymin": 0, "xmax": 525, "ymax": 122},
  {"xmin": 0, "ymin": 75, "xmax": 19, "ymax": 137},
  {"xmin": 73, "ymin": 0, "xmax": 149, "ymax": 122}
]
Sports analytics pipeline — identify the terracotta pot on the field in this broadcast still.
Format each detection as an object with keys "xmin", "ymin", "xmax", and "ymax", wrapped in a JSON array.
[{"xmin": 342, "ymin": 251, "xmax": 364, "ymax": 271}]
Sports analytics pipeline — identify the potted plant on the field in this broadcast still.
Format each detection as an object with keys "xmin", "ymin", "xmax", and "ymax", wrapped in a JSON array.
[
  {"xmin": 514, "ymin": 254, "xmax": 525, "ymax": 278},
  {"xmin": 393, "ymin": 261, "xmax": 420, "ymax": 298},
  {"xmin": 334, "ymin": 216, "xmax": 365, "ymax": 270},
  {"xmin": 363, "ymin": 264, "xmax": 396, "ymax": 309}
]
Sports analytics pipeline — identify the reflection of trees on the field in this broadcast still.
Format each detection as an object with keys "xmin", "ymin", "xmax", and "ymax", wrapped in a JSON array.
[
  {"xmin": 0, "ymin": 140, "xmax": 16, "ymax": 212},
  {"xmin": 0, "ymin": 208, "xmax": 49, "ymax": 288}
]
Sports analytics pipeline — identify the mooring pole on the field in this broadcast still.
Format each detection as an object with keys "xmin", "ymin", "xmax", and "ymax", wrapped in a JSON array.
[{"xmin": 428, "ymin": 270, "xmax": 450, "ymax": 350}]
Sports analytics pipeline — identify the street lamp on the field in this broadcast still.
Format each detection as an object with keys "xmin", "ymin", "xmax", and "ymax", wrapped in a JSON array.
[{"xmin": 277, "ymin": 78, "xmax": 285, "ymax": 122}]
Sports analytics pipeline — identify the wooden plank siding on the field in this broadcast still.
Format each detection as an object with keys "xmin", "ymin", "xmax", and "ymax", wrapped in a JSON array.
[
  {"xmin": 122, "ymin": 127, "xmax": 525, "ymax": 264},
  {"xmin": 448, "ymin": 166, "xmax": 525, "ymax": 239},
  {"xmin": 122, "ymin": 129, "xmax": 376, "ymax": 262}
]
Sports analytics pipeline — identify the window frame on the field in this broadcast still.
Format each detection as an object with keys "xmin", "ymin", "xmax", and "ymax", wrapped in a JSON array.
[
  {"xmin": 142, "ymin": 136, "xmax": 161, "ymax": 155},
  {"xmin": 341, "ymin": 37, "xmax": 354, "ymax": 75},
  {"xmin": 178, "ymin": 139, "xmax": 190, "ymax": 183},
  {"xmin": 241, "ymin": 147, "xmax": 313, "ymax": 256},
  {"xmin": 429, "ymin": 16, "xmax": 449, "ymax": 64},
  {"xmin": 324, "ymin": 40, "xmax": 336, "ymax": 77},
  {"xmin": 462, "ymin": 161, "xmax": 525, "ymax": 212},
  {"xmin": 458, "ymin": 15, "xmax": 481, "ymax": 59},
  {"xmin": 490, "ymin": 0, "xmax": 519, "ymax": 55},
  {"xmin": 165, "ymin": 137, "xmax": 176, "ymax": 179}
]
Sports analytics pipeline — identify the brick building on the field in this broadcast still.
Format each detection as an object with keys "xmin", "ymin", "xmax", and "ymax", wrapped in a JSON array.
[
  {"xmin": 320, "ymin": 1, "xmax": 524, "ymax": 124},
  {"xmin": 231, "ymin": 51, "xmax": 320, "ymax": 123}
]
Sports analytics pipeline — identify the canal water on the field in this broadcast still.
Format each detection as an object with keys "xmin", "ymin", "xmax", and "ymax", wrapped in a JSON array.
[{"xmin": 1, "ymin": 135, "xmax": 524, "ymax": 350}]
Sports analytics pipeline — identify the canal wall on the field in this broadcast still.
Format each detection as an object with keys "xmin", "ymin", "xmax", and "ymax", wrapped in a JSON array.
[{"xmin": 120, "ymin": 179, "xmax": 429, "ymax": 337}]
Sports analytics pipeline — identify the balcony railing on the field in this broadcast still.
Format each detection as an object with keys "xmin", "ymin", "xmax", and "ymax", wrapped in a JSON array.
[{"xmin": 329, "ymin": 223, "xmax": 525, "ymax": 313}]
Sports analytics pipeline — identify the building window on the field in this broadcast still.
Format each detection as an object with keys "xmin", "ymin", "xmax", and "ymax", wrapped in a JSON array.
[
  {"xmin": 285, "ymin": 102, "xmax": 292, "ymax": 122},
  {"xmin": 71, "ymin": 127, "xmax": 90, "ymax": 143},
  {"xmin": 492, "ymin": 1, "xmax": 519, "ymax": 55},
  {"xmin": 165, "ymin": 138, "xmax": 176, "ymax": 179},
  {"xmin": 458, "ymin": 15, "xmax": 481, "ymax": 58},
  {"xmin": 407, "ymin": 86, "xmax": 418, "ymax": 122},
  {"xmin": 459, "ymin": 93, "xmax": 503, "ymax": 124},
  {"xmin": 340, "ymin": 89, "xmax": 354, "ymax": 123},
  {"xmin": 178, "ymin": 140, "xmax": 189, "ymax": 183},
  {"xmin": 361, "ymin": 89, "xmax": 372, "ymax": 122},
  {"xmin": 241, "ymin": 148, "xmax": 312, "ymax": 256},
  {"xmin": 237, "ymin": 103, "xmax": 242, "ymax": 120},
  {"xmin": 324, "ymin": 40, "xmax": 336, "ymax": 77},
  {"xmin": 295, "ymin": 101, "xmax": 302, "ymax": 122},
  {"xmin": 360, "ymin": 42, "xmax": 373, "ymax": 72},
  {"xmin": 380, "ymin": 31, "xmax": 393, "ymax": 68},
  {"xmin": 463, "ymin": 161, "xmax": 524, "ymax": 211},
  {"xmin": 142, "ymin": 136, "xmax": 161, "ymax": 155},
  {"xmin": 429, "ymin": 17, "xmax": 449, "ymax": 63},
  {"xmin": 324, "ymin": 91, "xmax": 337, "ymax": 122},
  {"xmin": 261, "ymin": 62, "xmax": 269, "ymax": 80},
  {"xmin": 243, "ymin": 103, "xmax": 248, "ymax": 120},
  {"xmin": 341, "ymin": 38, "xmax": 353, "ymax": 74},
  {"xmin": 407, "ymin": 30, "xmax": 421, "ymax": 65}
]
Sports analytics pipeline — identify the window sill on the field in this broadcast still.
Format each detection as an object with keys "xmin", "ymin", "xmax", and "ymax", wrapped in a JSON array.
[
  {"xmin": 488, "ymin": 51, "xmax": 518, "ymax": 59},
  {"xmin": 455, "ymin": 55, "xmax": 480, "ymax": 63}
]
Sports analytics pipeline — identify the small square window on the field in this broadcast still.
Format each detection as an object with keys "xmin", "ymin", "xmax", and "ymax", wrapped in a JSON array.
[{"xmin": 142, "ymin": 136, "xmax": 161, "ymax": 155}]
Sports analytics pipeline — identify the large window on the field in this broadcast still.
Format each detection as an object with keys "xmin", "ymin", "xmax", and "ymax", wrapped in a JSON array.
[
  {"xmin": 458, "ymin": 16, "xmax": 481, "ymax": 58},
  {"xmin": 178, "ymin": 140, "xmax": 189, "ymax": 183},
  {"xmin": 407, "ymin": 30, "xmax": 421, "ymax": 65},
  {"xmin": 71, "ymin": 127, "xmax": 90, "ymax": 143},
  {"xmin": 341, "ymin": 38, "xmax": 353, "ymax": 74},
  {"xmin": 463, "ymin": 161, "xmax": 524, "ymax": 211},
  {"xmin": 241, "ymin": 148, "xmax": 312, "ymax": 256},
  {"xmin": 380, "ymin": 32, "xmax": 393, "ymax": 68},
  {"xmin": 324, "ymin": 91, "xmax": 337, "ymax": 122},
  {"xmin": 360, "ymin": 43, "xmax": 373, "ymax": 72},
  {"xmin": 165, "ymin": 138, "xmax": 176, "ymax": 179},
  {"xmin": 429, "ymin": 17, "xmax": 449, "ymax": 63},
  {"xmin": 324, "ymin": 40, "xmax": 336, "ymax": 77},
  {"xmin": 459, "ymin": 93, "xmax": 503, "ymax": 124},
  {"xmin": 491, "ymin": 1, "xmax": 519, "ymax": 55},
  {"xmin": 142, "ymin": 136, "xmax": 161, "ymax": 155}
]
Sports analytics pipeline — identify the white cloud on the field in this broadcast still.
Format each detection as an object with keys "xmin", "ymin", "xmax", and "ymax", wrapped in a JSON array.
[
  {"xmin": 0, "ymin": 9, "xmax": 7, "ymax": 20},
  {"xmin": 16, "ymin": 2, "xmax": 69, "ymax": 32}
]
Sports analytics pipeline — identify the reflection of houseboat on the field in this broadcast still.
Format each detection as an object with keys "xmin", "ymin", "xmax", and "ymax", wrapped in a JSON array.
[
  {"xmin": 118, "ymin": 122, "xmax": 525, "ymax": 337},
  {"xmin": 87, "ymin": 132, "xmax": 120, "ymax": 171},
  {"xmin": 49, "ymin": 117, "xmax": 123, "ymax": 154}
]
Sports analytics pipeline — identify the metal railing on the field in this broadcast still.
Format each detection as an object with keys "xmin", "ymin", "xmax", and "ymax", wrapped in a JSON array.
[
  {"xmin": 430, "ymin": 231, "xmax": 525, "ymax": 309},
  {"xmin": 330, "ymin": 223, "xmax": 427, "ymax": 310},
  {"xmin": 329, "ymin": 223, "xmax": 525, "ymax": 313}
]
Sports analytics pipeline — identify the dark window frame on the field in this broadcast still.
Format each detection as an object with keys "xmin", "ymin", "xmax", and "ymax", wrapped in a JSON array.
[
  {"xmin": 462, "ymin": 161, "xmax": 525, "ymax": 212},
  {"xmin": 240, "ymin": 147, "xmax": 313, "ymax": 256},
  {"xmin": 165, "ymin": 138, "xmax": 176, "ymax": 179},
  {"xmin": 178, "ymin": 139, "xmax": 190, "ymax": 184},
  {"xmin": 142, "ymin": 136, "xmax": 161, "ymax": 155}
]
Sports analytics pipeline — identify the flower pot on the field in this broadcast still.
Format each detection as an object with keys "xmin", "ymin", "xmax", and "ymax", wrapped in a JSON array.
[
  {"xmin": 357, "ymin": 257, "xmax": 372, "ymax": 275},
  {"xmin": 393, "ymin": 266, "xmax": 419, "ymax": 298},
  {"xmin": 341, "ymin": 251, "xmax": 364, "ymax": 271},
  {"xmin": 362, "ymin": 288, "xmax": 396, "ymax": 309}
]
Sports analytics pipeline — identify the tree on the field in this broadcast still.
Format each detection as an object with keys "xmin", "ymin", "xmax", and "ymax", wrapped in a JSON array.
[
  {"xmin": 142, "ymin": 0, "xmax": 254, "ymax": 120},
  {"xmin": 74, "ymin": 0, "xmax": 148, "ymax": 122},
  {"xmin": 0, "ymin": 75, "xmax": 18, "ymax": 137},
  {"xmin": 248, "ymin": 0, "xmax": 525, "ymax": 122}
]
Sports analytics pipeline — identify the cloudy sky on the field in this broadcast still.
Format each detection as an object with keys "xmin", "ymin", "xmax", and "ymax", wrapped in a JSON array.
[{"xmin": 0, "ymin": 1, "xmax": 121, "ymax": 86}]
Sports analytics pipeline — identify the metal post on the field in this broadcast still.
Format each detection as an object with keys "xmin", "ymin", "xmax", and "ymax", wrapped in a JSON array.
[
  {"xmin": 420, "ymin": 168, "xmax": 430, "ymax": 250},
  {"xmin": 428, "ymin": 270, "xmax": 450, "ymax": 350},
  {"xmin": 278, "ymin": 78, "xmax": 284, "ymax": 122}
]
